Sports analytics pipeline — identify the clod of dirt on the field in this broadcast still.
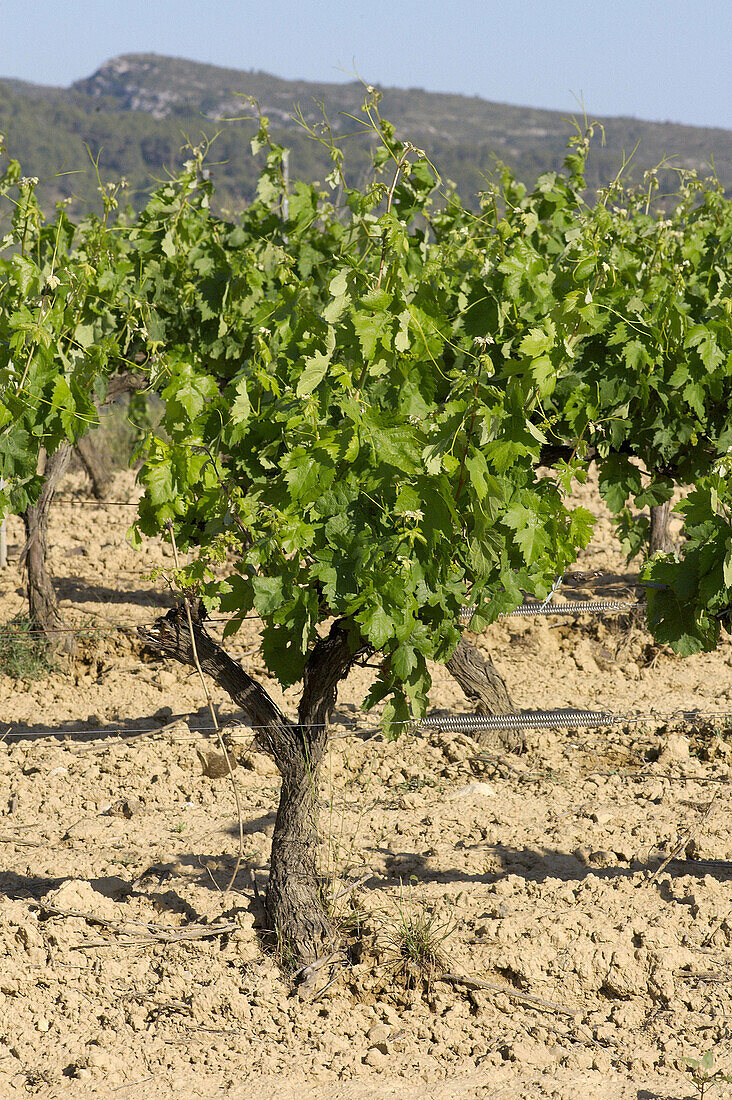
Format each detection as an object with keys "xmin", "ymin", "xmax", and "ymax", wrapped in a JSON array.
[
  {"xmin": 105, "ymin": 797, "xmax": 140, "ymax": 818},
  {"xmin": 449, "ymin": 782, "xmax": 496, "ymax": 799},
  {"xmin": 657, "ymin": 733, "xmax": 691, "ymax": 764},
  {"xmin": 195, "ymin": 748, "xmax": 231, "ymax": 778},
  {"xmin": 42, "ymin": 879, "xmax": 120, "ymax": 921}
]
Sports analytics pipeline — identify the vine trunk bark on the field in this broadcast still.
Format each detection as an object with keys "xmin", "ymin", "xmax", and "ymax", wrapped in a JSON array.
[
  {"xmin": 138, "ymin": 607, "xmax": 366, "ymax": 970},
  {"xmin": 19, "ymin": 372, "xmax": 149, "ymax": 647},
  {"xmin": 446, "ymin": 637, "xmax": 513, "ymax": 716},
  {"xmin": 74, "ymin": 432, "xmax": 113, "ymax": 501},
  {"xmin": 447, "ymin": 635, "xmax": 521, "ymax": 748},
  {"xmin": 21, "ymin": 445, "xmax": 75, "ymax": 654},
  {"xmin": 649, "ymin": 501, "xmax": 673, "ymax": 555}
]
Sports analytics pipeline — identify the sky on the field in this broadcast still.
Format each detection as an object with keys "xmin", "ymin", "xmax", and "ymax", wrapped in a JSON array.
[{"xmin": 2, "ymin": 0, "xmax": 731, "ymax": 131}]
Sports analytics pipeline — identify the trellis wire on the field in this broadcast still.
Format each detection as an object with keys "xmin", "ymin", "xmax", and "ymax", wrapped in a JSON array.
[
  {"xmin": 537, "ymin": 572, "xmax": 564, "ymax": 610},
  {"xmin": 460, "ymin": 597, "xmax": 635, "ymax": 621},
  {"xmin": 3, "ymin": 708, "xmax": 732, "ymax": 744},
  {"xmin": 0, "ymin": 621, "xmax": 161, "ymax": 638},
  {"xmin": 420, "ymin": 709, "xmax": 625, "ymax": 732},
  {"xmin": 0, "ymin": 594, "xmax": 638, "ymax": 642},
  {"xmin": 0, "ymin": 718, "xmax": 361, "ymax": 741},
  {"xmin": 0, "ymin": 614, "xmax": 264, "ymax": 638},
  {"xmin": 503, "ymin": 598, "xmax": 634, "ymax": 616},
  {"xmin": 49, "ymin": 499, "xmax": 141, "ymax": 507}
]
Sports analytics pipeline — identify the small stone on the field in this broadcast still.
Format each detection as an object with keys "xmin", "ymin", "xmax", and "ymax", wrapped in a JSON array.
[
  {"xmin": 196, "ymin": 750, "xmax": 231, "ymax": 779},
  {"xmin": 106, "ymin": 798, "xmax": 140, "ymax": 819},
  {"xmin": 44, "ymin": 879, "xmax": 119, "ymax": 922},
  {"xmin": 611, "ymin": 1002, "xmax": 645, "ymax": 1028},
  {"xmin": 511, "ymin": 1040, "xmax": 555, "ymax": 1070},
  {"xmin": 657, "ymin": 734, "xmax": 690, "ymax": 764},
  {"xmin": 378, "ymin": 1004, "xmax": 401, "ymax": 1026},
  {"xmin": 366, "ymin": 1023, "xmax": 390, "ymax": 1046},
  {"xmin": 35, "ymin": 1018, "xmax": 50, "ymax": 1033},
  {"xmin": 589, "ymin": 849, "xmax": 616, "ymax": 867},
  {"xmin": 699, "ymin": 736, "xmax": 732, "ymax": 761},
  {"xmin": 573, "ymin": 640, "xmax": 598, "ymax": 672},
  {"xmin": 319, "ymin": 1033, "xmax": 350, "ymax": 1057},
  {"xmin": 364, "ymin": 1046, "xmax": 388, "ymax": 1067},
  {"xmin": 591, "ymin": 1051, "xmax": 611, "ymax": 1074},
  {"xmin": 449, "ymin": 782, "xmax": 496, "ymax": 800},
  {"xmin": 86, "ymin": 1050, "xmax": 111, "ymax": 1070},
  {"xmin": 643, "ymin": 781, "xmax": 665, "ymax": 803},
  {"xmin": 239, "ymin": 752, "xmax": 278, "ymax": 776}
]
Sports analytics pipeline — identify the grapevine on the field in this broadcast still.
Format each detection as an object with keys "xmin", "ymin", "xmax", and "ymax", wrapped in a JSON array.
[{"xmin": 2, "ymin": 98, "xmax": 732, "ymax": 963}]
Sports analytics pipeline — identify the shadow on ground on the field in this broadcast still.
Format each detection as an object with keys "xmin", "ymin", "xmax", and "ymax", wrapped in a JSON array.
[
  {"xmin": 360, "ymin": 842, "xmax": 732, "ymax": 889},
  {"xmin": 1, "ymin": 705, "xmax": 241, "ymax": 743},
  {"xmin": 55, "ymin": 575, "xmax": 172, "ymax": 608}
]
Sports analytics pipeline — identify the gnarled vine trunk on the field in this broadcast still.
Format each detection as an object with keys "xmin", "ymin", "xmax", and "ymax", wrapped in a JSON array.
[
  {"xmin": 138, "ymin": 607, "xmax": 366, "ymax": 969},
  {"xmin": 447, "ymin": 637, "xmax": 513, "ymax": 716},
  {"xmin": 447, "ymin": 635, "xmax": 519, "ymax": 748},
  {"xmin": 139, "ymin": 608, "xmax": 515, "ymax": 965},
  {"xmin": 74, "ymin": 370, "xmax": 149, "ymax": 500},
  {"xmin": 74, "ymin": 432, "xmax": 113, "ymax": 501},
  {"xmin": 19, "ymin": 372, "xmax": 149, "ymax": 647},
  {"xmin": 21, "ymin": 445, "xmax": 74, "ymax": 653},
  {"xmin": 649, "ymin": 501, "xmax": 673, "ymax": 555}
]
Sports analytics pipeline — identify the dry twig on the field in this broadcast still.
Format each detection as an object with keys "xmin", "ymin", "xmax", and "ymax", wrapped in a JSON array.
[
  {"xmin": 440, "ymin": 971, "xmax": 579, "ymax": 1018},
  {"xmin": 644, "ymin": 794, "xmax": 719, "ymax": 884},
  {"xmin": 35, "ymin": 901, "xmax": 236, "ymax": 943}
]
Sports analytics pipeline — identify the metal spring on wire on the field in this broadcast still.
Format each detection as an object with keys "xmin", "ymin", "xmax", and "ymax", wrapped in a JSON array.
[
  {"xmin": 420, "ymin": 708, "xmax": 625, "ymax": 732},
  {"xmin": 504, "ymin": 599, "xmax": 634, "ymax": 617},
  {"xmin": 460, "ymin": 599, "xmax": 634, "ymax": 621}
]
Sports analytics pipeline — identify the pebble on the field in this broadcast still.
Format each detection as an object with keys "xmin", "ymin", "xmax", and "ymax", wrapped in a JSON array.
[
  {"xmin": 449, "ymin": 782, "xmax": 496, "ymax": 799},
  {"xmin": 366, "ymin": 1023, "xmax": 390, "ymax": 1048},
  {"xmin": 363, "ymin": 1046, "xmax": 388, "ymax": 1067},
  {"xmin": 657, "ymin": 734, "xmax": 690, "ymax": 763}
]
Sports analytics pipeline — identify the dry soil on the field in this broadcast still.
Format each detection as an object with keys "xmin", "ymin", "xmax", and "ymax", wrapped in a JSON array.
[{"xmin": 0, "ymin": 467, "xmax": 731, "ymax": 1099}]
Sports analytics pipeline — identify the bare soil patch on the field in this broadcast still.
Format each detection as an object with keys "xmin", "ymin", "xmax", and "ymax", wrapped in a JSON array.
[{"xmin": 0, "ymin": 468, "xmax": 731, "ymax": 1098}]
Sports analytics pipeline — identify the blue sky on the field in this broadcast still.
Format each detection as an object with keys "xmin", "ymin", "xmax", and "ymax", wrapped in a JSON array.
[{"xmin": 2, "ymin": 0, "xmax": 731, "ymax": 130}]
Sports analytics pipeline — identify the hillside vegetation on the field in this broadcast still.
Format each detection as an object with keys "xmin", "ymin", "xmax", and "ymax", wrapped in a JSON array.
[{"xmin": 1, "ymin": 52, "xmax": 731, "ymax": 215}]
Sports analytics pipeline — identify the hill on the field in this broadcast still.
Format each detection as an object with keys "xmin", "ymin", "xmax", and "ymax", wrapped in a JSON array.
[{"xmin": 1, "ymin": 53, "xmax": 731, "ymax": 215}]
